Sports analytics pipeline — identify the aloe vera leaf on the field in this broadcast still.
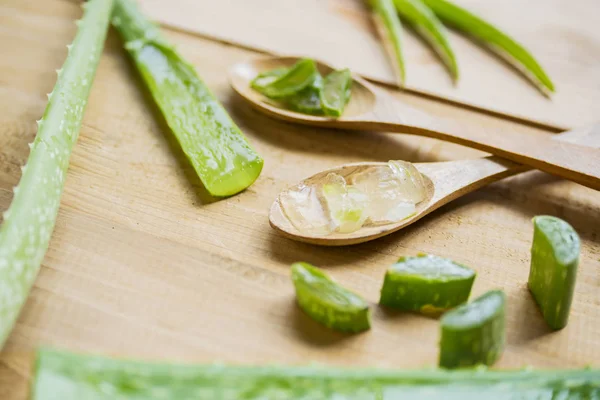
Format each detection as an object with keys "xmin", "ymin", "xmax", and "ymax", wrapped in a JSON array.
[
  {"xmin": 529, "ymin": 216, "xmax": 580, "ymax": 330},
  {"xmin": 291, "ymin": 262, "xmax": 370, "ymax": 333},
  {"xmin": 253, "ymin": 58, "xmax": 318, "ymax": 98},
  {"xmin": 32, "ymin": 348, "xmax": 600, "ymax": 399},
  {"xmin": 380, "ymin": 254, "xmax": 475, "ymax": 314},
  {"xmin": 422, "ymin": 0, "xmax": 555, "ymax": 94},
  {"xmin": 320, "ymin": 69, "xmax": 353, "ymax": 117},
  {"xmin": 285, "ymin": 73, "xmax": 324, "ymax": 115},
  {"xmin": 112, "ymin": 0, "xmax": 263, "ymax": 197},
  {"xmin": 393, "ymin": 0, "xmax": 459, "ymax": 80},
  {"xmin": 0, "ymin": 0, "xmax": 113, "ymax": 349},
  {"xmin": 250, "ymin": 67, "xmax": 289, "ymax": 91},
  {"xmin": 371, "ymin": 0, "xmax": 407, "ymax": 85},
  {"xmin": 439, "ymin": 290, "xmax": 506, "ymax": 369}
]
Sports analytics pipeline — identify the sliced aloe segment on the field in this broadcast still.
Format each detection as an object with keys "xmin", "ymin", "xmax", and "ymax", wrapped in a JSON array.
[
  {"xmin": 320, "ymin": 68, "xmax": 353, "ymax": 117},
  {"xmin": 529, "ymin": 216, "xmax": 580, "ymax": 330},
  {"xmin": 254, "ymin": 58, "xmax": 318, "ymax": 98},
  {"xmin": 33, "ymin": 348, "xmax": 600, "ymax": 399},
  {"xmin": 251, "ymin": 67, "xmax": 289, "ymax": 90},
  {"xmin": 422, "ymin": 0, "xmax": 555, "ymax": 94},
  {"xmin": 113, "ymin": 0, "xmax": 263, "ymax": 197},
  {"xmin": 380, "ymin": 254, "xmax": 475, "ymax": 314},
  {"xmin": 394, "ymin": 0, "xmax": 458, "ymax": 80},
  {"xmin": 284, "ymin": 73, "xmax": 324, "ymax": 115},
  {"xmin": 371, "ymin": 0, "xmax": 406, "ymax": 84},
  {"xmin": 440, "ymin": 290, "xmax": 506, "ymax": 369},
  {"xmin": 291, "ymin": 262, "xmax": 370, "ymax": 333}
]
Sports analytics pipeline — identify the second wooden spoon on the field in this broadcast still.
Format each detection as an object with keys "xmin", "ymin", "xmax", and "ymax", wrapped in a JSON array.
[{"xmin": 229, "ymin": 56, "xmax": 600, "ymax": 191}]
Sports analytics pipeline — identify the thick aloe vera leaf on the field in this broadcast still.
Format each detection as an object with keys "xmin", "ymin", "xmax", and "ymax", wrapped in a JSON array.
[
  {"xmin": 253, "ymin": 58, "xmax": 318, "ymax": 98},
  {"xmin": 320, "ymin": 69, "xmax": 353, "ymax": 117},
  {"xmin": 394, "ymin": 0, "xmax": 458, "ymax": 80},
  {"xmin": 291, "ymin": 262, "xmax": 370, "ymax": 333},
  {"xmin": 422, "ymin": 0, "xmax": 555, "ymax": 94},
  {"xmin": 112, "ymin": 0, "xmax": 263, "ymax": 197},
  {"xmin": 0, "ymin": 0, "xmax": 113, "ymax": 348},
  {"xmin": 371, "ymin": 0, "xmax": 407, "ymax": 84},
  {"xmin": 32, "ymin": 348, "xmax": 600, "ymax": 399},
  {"xmin": 529, "ymin": 216, "xmax": 580, "ymax": 330},
  {"xmin": 380, "ymin": 254, "xmax": 475, "ymax": 314},
  {"xmin": 440, "ymin": 290, "xmax": 506, "ymax": 369}
]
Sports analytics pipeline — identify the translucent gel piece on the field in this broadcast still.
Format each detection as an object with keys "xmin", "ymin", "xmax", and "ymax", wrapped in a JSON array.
[
  {"xmin": 279, "ymin": 184, "xmax": 333, "ymax": 235},
  {"xmin": 320, "ymin": 173, "xmax": 368, "ymax": 233}
]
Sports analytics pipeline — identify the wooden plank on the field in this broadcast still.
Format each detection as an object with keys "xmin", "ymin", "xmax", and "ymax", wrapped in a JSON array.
[
  {"xmin": 0, "ymin": 0, "xmax": 599, "ymax": 398},
  {"xmin": 138, "ymin": 0, "xmax": 600, "ymax": 130}
]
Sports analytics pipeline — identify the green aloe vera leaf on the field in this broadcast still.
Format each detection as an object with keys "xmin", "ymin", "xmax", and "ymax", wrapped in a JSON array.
[
  {"xmin": 380, "ymin": 254, "xmax": 475, "ymax": 314},
  {"xmin": 250, "ymin": 67, "xmax": 289, "ymax": 91},
  {"xmin": 422, "ymin": 0, "xmax": 555, "ymax": 94},
  {"xmin": 0, "ymin": 0, "xmax": 113, "ymax": 349},
  {"xmin": 291, "ymin": 262, "xmax": 370, "ymax": 333},
  {"xmin": 112, "ymin": 0, "xmax": 263, "ymax": 197},
  {"xmin": 371, "ymin": 0, "xmax": 407, "ymax": 85},
  {"xmin": 320, "ymin": 69, "xmax": 353, "ymax": 117},
  {"xmin": 439, "ymin": 290, "xmax": 506, "ymax": 369},
  {"xmin": 284, "ymin": 73, "xmax": 324, "ymax": 115},
  {"xmin": 32, "ymin": 348, "xmax": 600, "ymax": 399},
  {"xmin": 253, "ymin": 58, "xmax": 318, "ymax": 98},
  {"xmin": 394, "ymin": 0, "xmax": 458, "ymax": 80},
  {"xmin": 528, "ymin": 216, "xmax": 580, "ymax": 330}
]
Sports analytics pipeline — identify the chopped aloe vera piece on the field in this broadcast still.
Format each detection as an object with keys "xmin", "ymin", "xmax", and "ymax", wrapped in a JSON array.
[
  {"xmin": 0, "ymin": 0, "xmax": 113, "ymax": 348},
  {"xmin": 254, "ymin": 58, "xmax": 318, "ymax": 98},
  {"xmin": 112, "ymin": 0, "xmax": 263, "ymax": 197},
  {"xmin": 380, "ymin": 254, "xmax": 475, "ymax": 314},
  {"xmin": 440, "ymin": 290, "xmax": 506, "ymax": 369},
  {"xmin": 371, "ymin": 0, "xmax": 407, "ymax": 84},
  {"xmin": 250, "ymin": 67, "xmax": 289, "ymax": 90},
  {"xmin": 529, "ymin": 216, "xmax": 580, "ymax": 330},
  {"xmin": 285, "ymin": 73, "xmax": 324, "ymax": 115},
  {"xmin": 291, "ymin": 262, "xmax": 370, "ymax": 333},
  {"xmin": 320, "ymin": 68, "xmax": 353, "ymax": 117},
  {"xmin": 320, "ymin": 173, "xmax": 368, "ymax": 233},
  {"xmin": 33, "ymin": 348, "xmax": 600, "ymax": 399},
  {"xmin": 422, "ymin": 0, "xmax": 555, "ymax": 94},
  {"xmin": 394, "ymin": 0, "xmax": 458, "ymax": 80}
]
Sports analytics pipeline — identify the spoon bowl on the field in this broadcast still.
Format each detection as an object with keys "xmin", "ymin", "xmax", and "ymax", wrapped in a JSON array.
[{"xmin": 230, "ymin": 56, "xmax": 600, "ymax": 191}]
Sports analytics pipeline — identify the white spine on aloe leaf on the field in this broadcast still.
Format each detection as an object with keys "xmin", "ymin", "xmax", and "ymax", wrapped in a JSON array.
[{"xmin": 0, "ymin": 0, "xmax": 114, "ymax": 348}]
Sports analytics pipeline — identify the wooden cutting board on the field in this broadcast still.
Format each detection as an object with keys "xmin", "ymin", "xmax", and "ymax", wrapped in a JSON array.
[
  {"xmin": 0, "ymin": 0, "xmax": 599, "ymax": 398},
  {"xmin": 139, "ymin": 0, "xmax": 600, "ymax": 130}
]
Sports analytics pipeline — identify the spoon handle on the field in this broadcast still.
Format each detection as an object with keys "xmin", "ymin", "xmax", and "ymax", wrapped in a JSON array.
[{"xmin": 357, "ymin": 94, "xmax": 600, "ymax": 190}]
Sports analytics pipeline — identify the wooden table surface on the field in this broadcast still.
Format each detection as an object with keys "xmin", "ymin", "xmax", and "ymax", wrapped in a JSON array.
[{"xmin": 1, "ymin": 0, "xmax": 600, "ymax": 398}]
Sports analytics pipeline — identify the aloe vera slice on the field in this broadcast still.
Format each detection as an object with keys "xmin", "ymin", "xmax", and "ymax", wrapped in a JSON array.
[
  {"xmin": 393, "ymin": 0, "xmax": 458, "ymax": 80},
  {"xmin": 32, "ymin": 348, "xmax": 600, "ymax": 399},
  {"xmin": 422, "ymin": 0, "xmax": 555, "ymax": 94},
  {"xmin": 371, "ymin": 0, "xmax": 407, "ymax": 85},
  {"xmin": 253, "ymin": 58, "xmax": 318, "ymax": 99},
  {"xmin": 291, "ymin": 262, "xmax": 370, "ymax": 333},
  {"xmin": 284, "ymin": 73, "xmax": 324, "ymax": 115},
  {"xmin": 380, "ymin": 254, "xmax": 475, "ymax": 314},
  {"xmin": 320, "ymin": 68, "xmax": 353, "ymax": 117},
  {"xmin": 440, "ymin": 290, "xmax": 506, "ymax": 369},
  {"xmin": 250, "ymin": 67, "xmax": 289, "ymax": 90},
  {"xmin": 528, "ymin": 216, "xmax": 580, "ymax": 330},
  {"xmin": 0, "ymin": 0, "xmax": 113, "ymax": 348},
  {"xmin": 112, "ymin": 0, "xmax": 263, "ymax": 197}
]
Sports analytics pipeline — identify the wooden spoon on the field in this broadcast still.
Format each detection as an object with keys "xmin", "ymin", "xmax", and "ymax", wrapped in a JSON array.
[
  {"xmin": 229, "ymin": 56, "xmax": 600, "ymax": 191},
  {"xmin": 268, "ymin": 125, "xmax": 599, "ymax": 246}
]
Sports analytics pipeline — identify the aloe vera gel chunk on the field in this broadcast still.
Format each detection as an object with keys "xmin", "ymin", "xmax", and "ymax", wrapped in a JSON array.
[
  {"xmin": 528, "ymin": 216, "xmax": 580, "ymax": 330},
  {"xmin": 380, "ymin": 254, "xmax": 475, "ymax": 313},
  {"xmin": 291, "ymin": 262, "xmax": 370, "ymax": 333},
  {"xmin": 439, "ymin": 290, "xmax": 506, "ymax": 369}
]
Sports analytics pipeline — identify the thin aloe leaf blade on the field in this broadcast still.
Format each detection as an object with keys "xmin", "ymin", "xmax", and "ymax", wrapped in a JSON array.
[
  {"xmin": 529, "ymin": 216, "xmax": 580, "ymax": 330},
  {"xmin": 254, "ymin": 58, "xmax": 318, "ymax": 99},
  {"xmin": 320, "ymin": 69, "xmax": 353, "ymax": 118},
  {"xmin": 112, "ymin": 0, "xmax": 263, "ymax": 197},
  {"xmin": 394, "ymin": 0, "xmax": 459, "ymax": 80},
  {"xmin": 32, "ymin": 348, "xmax": 600, "ymax": 399},
  {"xmin": 0, "ymin": 0, "xmax": 114, "ymax": 348},
  {"xmin": 292, "ymin": 262, "xmax": 370, "ymax": 333},
  {"xmin": 422, "ymin": 0, "xmax": 555, "ymax": 93},
  {"xmin": 371, "ymin": 0, "xmax": 407, "ymax": 84}
]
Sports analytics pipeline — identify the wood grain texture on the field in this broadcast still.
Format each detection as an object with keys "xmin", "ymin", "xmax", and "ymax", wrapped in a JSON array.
[
  {"xmin": 138, "ymin": 0, "xmax": 600, "ymax": 130},
  {"xmin": 0, "ymin": 0, "xmax": 600, "ymax": 398}
]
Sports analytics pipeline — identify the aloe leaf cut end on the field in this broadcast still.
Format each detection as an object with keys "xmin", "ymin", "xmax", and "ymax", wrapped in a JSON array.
[{"xmin": 0, "ymin": 0, "xmax": 113, "ymax": 347}]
